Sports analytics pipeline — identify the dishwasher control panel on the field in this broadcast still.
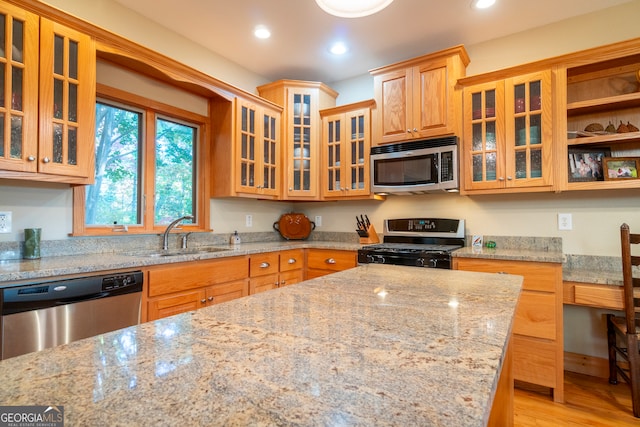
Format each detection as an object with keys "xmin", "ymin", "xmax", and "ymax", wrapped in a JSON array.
[{"xmin": 102, "ymin": 272, "xmax": 142, "ymax": 291}]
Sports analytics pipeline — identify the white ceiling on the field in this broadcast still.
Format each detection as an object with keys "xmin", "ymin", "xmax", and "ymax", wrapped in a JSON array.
[{"xmin": 112, "ymin": 0, "xmax": 633, "ymax": 84}]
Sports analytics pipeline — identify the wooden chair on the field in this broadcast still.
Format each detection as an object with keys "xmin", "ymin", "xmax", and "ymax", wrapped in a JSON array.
[{"xmin": 607, "ymin": 223, "xmax": 640, "ymax": 418}]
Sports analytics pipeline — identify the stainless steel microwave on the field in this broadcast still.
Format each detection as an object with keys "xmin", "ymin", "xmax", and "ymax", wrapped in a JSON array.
[{"xmin": 370, "ymin": 136, "xmax": 458, "ymax": 194}]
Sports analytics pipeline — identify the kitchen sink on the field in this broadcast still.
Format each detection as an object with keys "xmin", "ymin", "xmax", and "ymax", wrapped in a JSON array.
[{"xmin": 127, "ymin": 247, "xmax": 231, "ymax": 257}]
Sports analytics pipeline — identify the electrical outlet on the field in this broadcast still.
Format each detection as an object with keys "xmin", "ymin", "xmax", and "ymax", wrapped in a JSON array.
[
  {"xmin": 315, "ymin": 216, "xmax": 322, "ymax": 227},
  {"xmin": 558, "ymin": 213, "xmax": 572, "ymax": 230},
  {"xmin": 0, "ymin": 211, "xmax": 12, "ymax": 233},
  {"xmin": 245, "ymin": 214, "xmax": 253, "ymax": 227}
]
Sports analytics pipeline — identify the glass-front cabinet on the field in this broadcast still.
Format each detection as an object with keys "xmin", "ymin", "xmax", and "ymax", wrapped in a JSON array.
[
  {"xmin": 462, "ymin": 70, "xmax": 553, "ymax": 193},
  {"xmin": 320, "ymin": 100, "xmax": 374, "ymax": 199},
  {"xmin": 0, "ymin": 2, "xmax": 95, "ymax": 182},
  {"xmin": 38, "ymin": 18, "xmax": 95, "ymax": 179},
  {"xmin": 235, "ymin": 98, "xmax": 280, "ymax": 197},
  {"xmin": 0, "ymin": 3, "xmax": 38, "ymax": 173},
  {"xmin": 257, "ymin": 80, "xmax": 338, "ymax": 200}
]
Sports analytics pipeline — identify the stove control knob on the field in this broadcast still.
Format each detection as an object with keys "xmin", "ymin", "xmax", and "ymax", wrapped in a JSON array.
[
  {"xmin": 416, "ymin": 258, "xmax": 425, "ymax": 267},
  {"xmin": 375, "ymin": 255, "xmax": 386, "ymax": 264},
  {"xmin": 429, "ymin": 258, "xmax": 439, "ymax": 268},
  {"xmin": 366, "ymin": 254, "xmax": 376, "ymax": 263}
]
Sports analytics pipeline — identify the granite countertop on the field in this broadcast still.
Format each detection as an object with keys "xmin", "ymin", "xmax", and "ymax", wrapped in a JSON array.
[
  {"xmin": 453, "ymin": 246, "xmax": 564, "ymax": 264},
  {"xmin": 0, "ymin": 241, "xmax": 361, "ymax": 284},
  {"xmin": 0, "ymin": 264, "xmax": 522, "ymax": 426}
]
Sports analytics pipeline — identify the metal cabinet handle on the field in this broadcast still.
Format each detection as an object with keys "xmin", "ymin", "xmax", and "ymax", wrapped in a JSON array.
[
  {"xmin": 27, "ymin": 155, "xmax": 36, "ymax": 162},
  {"xmin": 200, "ymin": 299, "xmax": 207, "ymax": 304},
  {"xmin": 42, "ymin": 157, "xmax": 50, "ymax": 163},
  {"xmin": 260, "ymin": 262, "xmax": 270, "ymax": 268},
  {"xmin": 413, "ymin": 128, "xmax": 418, "ymax": 132},
  {"xmin": 208, "ymin": 296, "xmax": 214, "ymax": 301},
  {"xmin": 507, "ymin": 176, "xmax": 513, "ymax": 181},
  {"xmin": 406, "ymin": 129, "xmax": 411, "ymax": 133},
  {"xmin": 498, "ymin": 177, "xmax": 504, "ymax": 181},
  {"xmin": 325, "ymin": 258, "xmax": 336, "ymax": 264},
  {"xmin": 288, "ymin": 258, "xmax": 297, "ymax": 264}
]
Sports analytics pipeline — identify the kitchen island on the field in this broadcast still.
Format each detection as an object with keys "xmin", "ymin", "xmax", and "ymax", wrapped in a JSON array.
[{"xmin": 0, "ymin": 264, "xmax": 522, "ymax": 426}]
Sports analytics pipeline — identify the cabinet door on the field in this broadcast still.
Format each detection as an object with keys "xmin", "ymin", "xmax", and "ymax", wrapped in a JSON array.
[
  {"xmin": 235, "ymin": 99, "xmax": 280, "ymax": 196},
  {"xmin": 286, "ymin": 87, "xmax": 318, "ymax": 198},
  {"xmin": 206, "ymin": 279, "xmax": 248, "ymax": 305},
  {"xmin": 260, "ymin": 106, "xmax": 280, "ymax": 196},
  {"xmin": 463, "ymin": 80, "xmax": 506, "ymax": 191},
  {"xmin": 279, "ymin": 269, "xmax": 303, "ymax": 287},
  {"xmin": 413, "ymin": 59, "xmax": 449, "ymax": 138},
  {"xmin": 249, "ymin": 273, "xmax": 279, "ymax": 294},
  {"xmin": 504, "ymin": 70, "xmax": 553, "ymax": 189},
  {"xmin": 344, "ymin": 108, "xmax": 370, "ymax": 196},
  {"xmin": 322, "ymin": 111, "xmax": 344, "ymax": 197},
  {"xmin": 374, "ymin": 68, "xmax": 411, "ymax": 144},
  {"xmin": 0, "ymin": 4, "xmax": 39, "ymax": 173},
  {"xmin": 38, "ymin": 18, "xmax": 95, "ymax": 178},
  {"xmin": 236, "ymin": 99, "xmax": 259, "ymax": 194},
  {"xmin": 148, "ymin": 289, "xmax": 205, "ymax": 321}
]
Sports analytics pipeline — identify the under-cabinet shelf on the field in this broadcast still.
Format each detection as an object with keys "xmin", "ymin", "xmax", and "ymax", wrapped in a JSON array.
[
  {"xmin": 567, "ymin": 131, "xmax": 640, "ymax": 147},
  {"xmin": 567, "ymin": 91, "xmax": 640, "ymax": 116}
]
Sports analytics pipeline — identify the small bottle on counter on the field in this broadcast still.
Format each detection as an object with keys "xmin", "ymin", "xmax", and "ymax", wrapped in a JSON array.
[{"xmin": 230, "ymin": 230, "xmax": 241, "ymax": 245}]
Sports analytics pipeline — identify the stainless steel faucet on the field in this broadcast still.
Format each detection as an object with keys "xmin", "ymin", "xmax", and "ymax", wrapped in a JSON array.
[{"xmin": 162, "ymin": 215, "xmax": 194, "ymax": 250}]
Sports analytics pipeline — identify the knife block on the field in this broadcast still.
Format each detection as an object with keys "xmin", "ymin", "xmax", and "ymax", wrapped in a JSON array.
[{"xmin": 359, "ymin": 224, "xmax": 380, "ymax": 244}]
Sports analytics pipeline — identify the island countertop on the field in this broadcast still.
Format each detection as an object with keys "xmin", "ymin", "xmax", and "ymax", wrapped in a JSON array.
[{"xmin": 0, "ymin": 264, "xmax": 522, "ymax": 426}]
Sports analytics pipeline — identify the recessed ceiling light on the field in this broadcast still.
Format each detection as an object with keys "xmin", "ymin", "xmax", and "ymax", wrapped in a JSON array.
[
  {"xmin": 472, "ymin": 0, "xmax": 496, "ymax": 9},
  {"xmin": 315, "ymin": 0, "xmax": 394, "ymax": 18},
  {"xmin": 254, "ymin": 25, "xmax": 271, "ymax": 39},
  {"xmin": 330, "ymin": 42, "xmax": 348, "ymax": 55}
]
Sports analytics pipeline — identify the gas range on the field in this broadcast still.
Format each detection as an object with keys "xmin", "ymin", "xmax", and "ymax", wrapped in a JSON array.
[{"xmin": 357, "ymin": 218, "xmax": 465, "ymax": 269}]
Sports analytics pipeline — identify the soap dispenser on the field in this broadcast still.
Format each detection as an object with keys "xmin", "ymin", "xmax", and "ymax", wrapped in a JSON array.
[{"xmin": 230, "ymin": 230, "xmax": 241, "ymax": 245}]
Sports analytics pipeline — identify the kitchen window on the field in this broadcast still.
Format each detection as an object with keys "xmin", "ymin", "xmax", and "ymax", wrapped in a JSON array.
[{"xmin": 72, "ymin": 85, "xmax": 210, "ymax": 235}]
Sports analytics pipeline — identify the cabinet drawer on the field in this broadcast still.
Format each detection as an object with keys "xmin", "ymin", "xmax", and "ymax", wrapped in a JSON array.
[
  {"xmin": 454, "ymin": 258, "xmax": 560, "ymax": 292},
  {"xmin": 279, "ymin": 249, "xmax": 305, "ymax": 272},
  {"xmin": 513, "ymin": 335, "xmax": 557, "ymax": 388},
  {"xmin": 513, "ymin": 291, "xmax": 556, "ymax": 340},
  {"xmin": 250, "ymin": 253, "xmax": 280, "ymax": 277},
  {"xmin": 307, "ymin": 249, "xmax": 356, "ymax": 272},
  {"xmin": 148, "ymin": 256, "xmax": 249, "ymax": 297}
]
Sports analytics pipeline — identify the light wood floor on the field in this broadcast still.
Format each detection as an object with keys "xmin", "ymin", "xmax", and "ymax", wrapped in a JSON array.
[{"xmin": 514, "ymin": 371, "xmax": 639, "ymax": 426}]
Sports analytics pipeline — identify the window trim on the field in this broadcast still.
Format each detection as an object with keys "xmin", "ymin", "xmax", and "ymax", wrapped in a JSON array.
[{"xmin": 72, "ymin": 83, "xmax": 210, "ymax": 236}]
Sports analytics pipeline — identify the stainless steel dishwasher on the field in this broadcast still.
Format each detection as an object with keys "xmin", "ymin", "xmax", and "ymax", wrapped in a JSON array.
[{"xmin": 1, "ymin": 270, "xmax": 143, "ymax": 360}]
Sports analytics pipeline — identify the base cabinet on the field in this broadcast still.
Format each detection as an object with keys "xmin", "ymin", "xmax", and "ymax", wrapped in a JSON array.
[
  {"xmin": 453, "ymin": 257, "xmax": 564, "ymax": 403},
  {"xmin": 306, "ymin": 249, "xmax": 357, "ymax": 279},
  {"xmin": 146, "ymin": 256, "xmax": 249, "ymax": 321},
  {"xmin": 249, "ymin": 249, "xmax": 305, "ymax": 294}
]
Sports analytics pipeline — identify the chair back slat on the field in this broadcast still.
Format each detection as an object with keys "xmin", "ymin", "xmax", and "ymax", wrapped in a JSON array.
[{"xmin": 621, "ymin": 223, "xmax": 640, "ymax": 333}]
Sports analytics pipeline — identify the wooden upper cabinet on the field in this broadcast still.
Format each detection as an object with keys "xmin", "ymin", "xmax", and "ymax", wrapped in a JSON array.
[
  {"xmin": 211, "ymin": 95, "xmax": 282, "ymax": 199},
  {"xmin": 370, "ymin": 45, "xmax": 469, "ymax": 145},
  {"xmin": 0, "ymin": 4, "xmax": 39, "ymax": 174},
  {"xmin": 0, "ymin": 3, "xmax": 96, "ymax": 183},
  {"xmin": 320, "ymin": 99, "xmax": 375, "ymax": 200},
  {"xmin": 257, "ymin": 80, "xmax": 338, "ymax": 200},
  {"xmin": 461, "ymin": 69, "xmax": 554, "ymax": 194}
]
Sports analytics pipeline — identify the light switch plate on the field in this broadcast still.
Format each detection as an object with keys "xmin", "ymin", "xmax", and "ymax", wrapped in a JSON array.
[
  {"xmin": 0, "ymin": 211, "xmax": 12, "ymax": 233},
  {"xmin": 558, "ymin": 213, "xmax": 572, "ymax": 230}
]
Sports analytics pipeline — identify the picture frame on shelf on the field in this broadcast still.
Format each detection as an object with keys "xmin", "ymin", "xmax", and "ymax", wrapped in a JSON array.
[
  {"xmin": 603, "ymin": 157, "xmax": 640, "ymax": 180},
  {"xmin": 568, "ymin": 148, "xmax": 610, "ymax": 182}
]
